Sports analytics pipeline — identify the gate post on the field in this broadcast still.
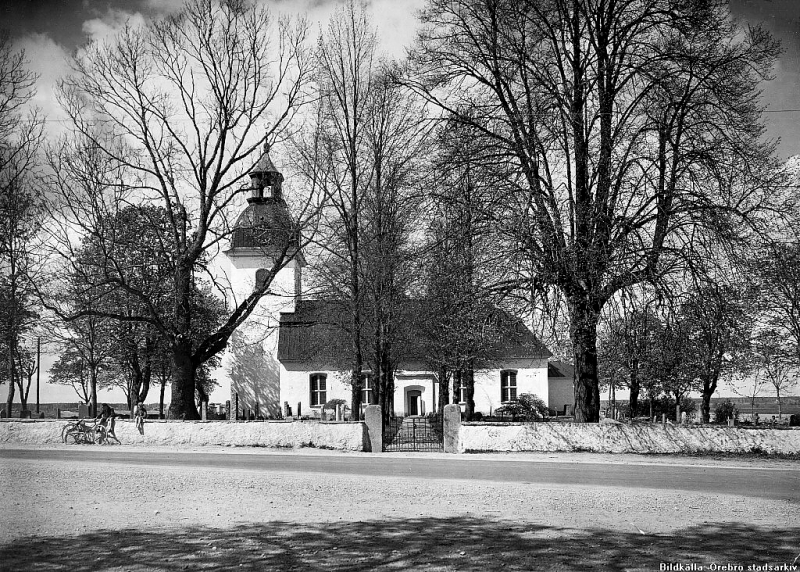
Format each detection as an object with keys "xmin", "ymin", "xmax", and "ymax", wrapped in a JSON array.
[
  {"xmin": 364, "ymin": 405, "xmax": 382, "ymax": 453},
  {"xmin": 443, "ymin": 404, "xmax": 461, "ymax": 454}
]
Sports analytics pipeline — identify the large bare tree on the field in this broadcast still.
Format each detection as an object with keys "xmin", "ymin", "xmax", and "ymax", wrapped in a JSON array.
[
  {"xmin": 42, "ymin": 0, "xmax": 315, "ymax": 419},
  {"xmin": 0, "ymin": 32, "xmax": 43, "ymax": 417},
  {"xmin": 406, "ymin": 0, "xmax": 783, "ymax": 421},
  {"xmin": 299, "ymin": 1, "xmax": 427, "ymax": 421}
]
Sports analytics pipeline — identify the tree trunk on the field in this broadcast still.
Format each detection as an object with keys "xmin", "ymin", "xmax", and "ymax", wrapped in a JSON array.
[
  {"xmin": 437, "ymin": 365, "xmax": 449, "ymax": 413},
  {"xmin": 628, "ymin": 367, "xmax": 639, "ymax": 418},
  {"xmin": 5, "ymin": 344, "xmax": 15, "ymax": 416},
  {"xmin": 170, "ymin": 340, "xmax": 198, "ymax": 419},
  {"xmin": 349, "ymin": 298, "xmax": 364, "ymax": 421},
  {"xmin": 159, "ymin": 377, "xmax": 167, "ymax": 419},
  {"xmin": 89, "ymin": 370, "xmax": 97, "ymax": 417},
  {"xmin": 610, "ymin": 381, "xmax": 615, "ymax": 419},
  {"xmin": 569, "ymin": 297, "xmax": 601, "ymax": 423},
  {"xmin": 701, "ymin": 378, "xmax": 717, "ymax": 424},
  {"xmin": 169, "ymin": 265, "xmax": 199, "ymax": 420},
  {"xmin": 464, "ymin": 361, "xmax": 476, "ymax": 421}
]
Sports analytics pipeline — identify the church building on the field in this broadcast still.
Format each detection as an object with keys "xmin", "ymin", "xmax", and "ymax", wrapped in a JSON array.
[{"xmin": 216, "ymin": 144, "xmax": 573, "ymax": 420}]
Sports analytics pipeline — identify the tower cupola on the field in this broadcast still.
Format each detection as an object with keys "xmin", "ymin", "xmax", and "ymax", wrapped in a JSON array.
[
  {"xmin": 247, "ymin": 141, "xmax": 284, "ymax": 203},
  {"xmin": 228, "ymin": 139, "xmax": 297, "ymax": 254}
]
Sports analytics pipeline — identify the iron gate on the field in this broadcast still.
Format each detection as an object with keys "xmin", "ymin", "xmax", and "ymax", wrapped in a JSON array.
[{"xmin": 383, "ymin": 415, "xmax": 444, "ymax": 452}]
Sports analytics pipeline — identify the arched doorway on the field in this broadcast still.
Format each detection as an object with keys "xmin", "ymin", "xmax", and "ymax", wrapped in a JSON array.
[{"xmin": 407, "ymin": 389, "xmax": 422, "ymax": 417}]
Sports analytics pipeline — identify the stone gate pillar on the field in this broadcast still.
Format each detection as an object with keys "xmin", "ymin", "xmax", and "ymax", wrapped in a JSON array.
[
  {"xmin": 443, "ymin": 404, "xmax": 461, "ymax": 454},
  {"xmin": 364, "ymin": 405, "xmax": 382, "ymax": 453}
]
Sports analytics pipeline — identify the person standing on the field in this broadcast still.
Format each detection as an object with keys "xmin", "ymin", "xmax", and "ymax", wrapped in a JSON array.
[
  {"xmin": 96, "ymin": 403, "xmax": 120, "ymax": 444},
  {"xmin": 134, "ymin": 402, "xmax": 147, "ymax": 435}
]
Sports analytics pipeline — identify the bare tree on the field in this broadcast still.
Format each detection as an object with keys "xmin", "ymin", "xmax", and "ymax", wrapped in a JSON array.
[
  {"xmin": 751, "ymin": 329, "xmax": 797, "ymax": 421},
  {"xmin": 598, "ymin": 303, "xmax": 661, "ymax": 418},
  {"xmin": 0, "ymin": 32, "xmax": 42, "ymax": 417},
  {"xmin": 758, "ymin": 241, "xmax": 800, "ymax": 370},
  {"xmin": 304, "ymin": 0, "xmax": 377, "ymax": 419},
  {"xmin": 405, "ymin": 0, "xmax": 783, "ymax": 421},
  {"xmin": 418, "ymin": 119, "xmax": 508, "ymax": 419},
  {"xmin": 301, "ymin": 1, "xmax": 428, "ymax": 421},
  {"xmin": 677, "ymin": 281, "xmax": 753, "ymax": 423},
  {"xmin": 41, "ymin": 0, "xmax": 315, "ymax": 419}
]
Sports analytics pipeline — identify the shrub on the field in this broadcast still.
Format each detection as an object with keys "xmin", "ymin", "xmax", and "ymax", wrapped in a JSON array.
[
  {"xmin": 495, "ymin": 393, "xmax": 548, "ymax": 421},
  {"xmin": 713, "ymin": 400, "xmax": 739, "ymax": 423},
  {"xmin": 323, "ymin": 398, "xmax": 347, "ymax": 411}
]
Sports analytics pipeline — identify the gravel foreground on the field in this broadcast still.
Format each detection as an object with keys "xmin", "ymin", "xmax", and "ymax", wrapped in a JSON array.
[{"xmin": 1, "ymin": 445, "xmax": 799, "ymax": 572}]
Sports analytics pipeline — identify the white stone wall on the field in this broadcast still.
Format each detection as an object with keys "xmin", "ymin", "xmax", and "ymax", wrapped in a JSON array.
[
  {"xmin": 459, "ymin": 422, "xmax": 800, "ymax": 454},
  {"xmin": 1, "ymin": 419, "xmax": 366, "ymax": 451}
]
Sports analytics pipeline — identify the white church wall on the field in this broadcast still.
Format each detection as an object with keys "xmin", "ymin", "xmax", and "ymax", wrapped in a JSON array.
[
  {"xmin": 471, "ymin": 358, "xmax": 550, "ymax": 415},
  {"xmin": 215, "ymin": 248, "xmax": 303, "ymax": 419},
  {"xmin": 280, "ymin": 365, "xmax": 352, "ymax": 418}
]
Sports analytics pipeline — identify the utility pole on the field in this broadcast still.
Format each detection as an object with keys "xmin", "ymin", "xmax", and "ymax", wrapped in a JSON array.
[{"xmin": 36, "ymin": 337, "xmax": 40, "ymax": 415}]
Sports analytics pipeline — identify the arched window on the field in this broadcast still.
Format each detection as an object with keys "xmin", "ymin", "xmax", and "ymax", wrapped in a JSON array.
[{"xmin": 501, "ymin": 370, "xmax": 517, "ymax": 403}]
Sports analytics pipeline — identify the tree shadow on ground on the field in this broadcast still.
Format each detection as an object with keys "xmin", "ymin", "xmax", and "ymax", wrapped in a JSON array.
[{"xmin": 2, "ymin": 518, "xmax": 797, "ymax": 571}]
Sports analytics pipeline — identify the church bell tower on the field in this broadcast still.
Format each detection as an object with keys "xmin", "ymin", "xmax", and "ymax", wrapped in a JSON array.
[{"xmin": 220, "ymin": 141, "xmax": 304, "ymax": 419}]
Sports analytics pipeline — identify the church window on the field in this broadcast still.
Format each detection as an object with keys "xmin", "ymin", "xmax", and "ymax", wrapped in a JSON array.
[
  {"xmin": 360, "ymin": 373, "xmax": 375, "ymax": 405},
  {"xmin": 501, "ymin": 370, "xmax": 517, "ymax": 402},
  {"xmin": 453, "ymin": 370, "xmax": 467, "ymax": 404},
  {"xmin": 310, "ymin": 374, "xmax": 327, "ymax": 407}
]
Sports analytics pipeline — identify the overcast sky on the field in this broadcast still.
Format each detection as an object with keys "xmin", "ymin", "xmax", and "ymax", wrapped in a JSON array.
[
  {"xmin": 1, "ymin": 0, "xmax": 797, "ymax": 404},
  {"xmin": 2, "ymin": 0, "xmax": 798, "ymax": 157}
]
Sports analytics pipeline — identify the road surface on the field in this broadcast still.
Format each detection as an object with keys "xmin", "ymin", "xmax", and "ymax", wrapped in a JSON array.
[
  {"xmin": 1, "ymin": 447, "xmax": 798, "ymax": 500},
  {"xmin": 2, "ymin": 447, "xmax": 799, "ymax": 571}
]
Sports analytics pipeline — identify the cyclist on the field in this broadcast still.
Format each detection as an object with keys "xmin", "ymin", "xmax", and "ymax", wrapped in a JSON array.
[
  {"xmin": 134, "ymin": 401, "xmax": 147, "ymax": 435},
  {"xmin": 96, "ymin": 403, "xmax": 120, "ymax": 444}
]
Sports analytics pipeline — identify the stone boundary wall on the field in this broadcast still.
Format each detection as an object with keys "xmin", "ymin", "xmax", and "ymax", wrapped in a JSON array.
[
  {"xmin": 459, "ymin": 422, "xmax": 800, "ymax": 454},
  {"xmin": 0, "ymin": 419, "xmax": 367, "ymax": 451}
]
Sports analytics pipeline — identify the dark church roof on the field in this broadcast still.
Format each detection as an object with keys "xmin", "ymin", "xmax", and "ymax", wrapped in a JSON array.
[
  {"xmin": 229, "ymin": 199, "xmax": 298, "ymax": 250},
  {"xmin": 277, "ymin": 299, "xmax": 552, "ymax": 366}
]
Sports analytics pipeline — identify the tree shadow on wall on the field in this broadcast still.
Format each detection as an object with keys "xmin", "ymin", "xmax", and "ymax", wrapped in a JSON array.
[
  {"xmin": 2, "ymin": 517, "xmax": 798, "ymax": 571},
  {"xmin": 229, "ymin": 333, "xmax": 281, "ymax": 418}
]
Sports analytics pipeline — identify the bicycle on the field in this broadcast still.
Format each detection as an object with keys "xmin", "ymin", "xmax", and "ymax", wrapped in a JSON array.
[{"xmin": 61, "ymin": 419, "xmax": 107, "ymax": 445}]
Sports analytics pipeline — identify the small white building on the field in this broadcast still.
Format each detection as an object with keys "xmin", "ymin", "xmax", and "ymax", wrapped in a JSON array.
[{"xmin": 217, "ymin": 144, "xmax": 573, "ymax": 419}]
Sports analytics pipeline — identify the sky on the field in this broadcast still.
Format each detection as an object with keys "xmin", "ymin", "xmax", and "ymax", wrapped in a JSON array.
[{"xmin": 1, "ymin": 0, "xmax": 798, "ymax": 404}]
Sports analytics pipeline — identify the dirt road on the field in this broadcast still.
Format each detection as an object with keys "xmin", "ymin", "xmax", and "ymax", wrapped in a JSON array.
[{"xmin": 1, "ymin": 446, "xmax": 798, "ymax": 571}]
